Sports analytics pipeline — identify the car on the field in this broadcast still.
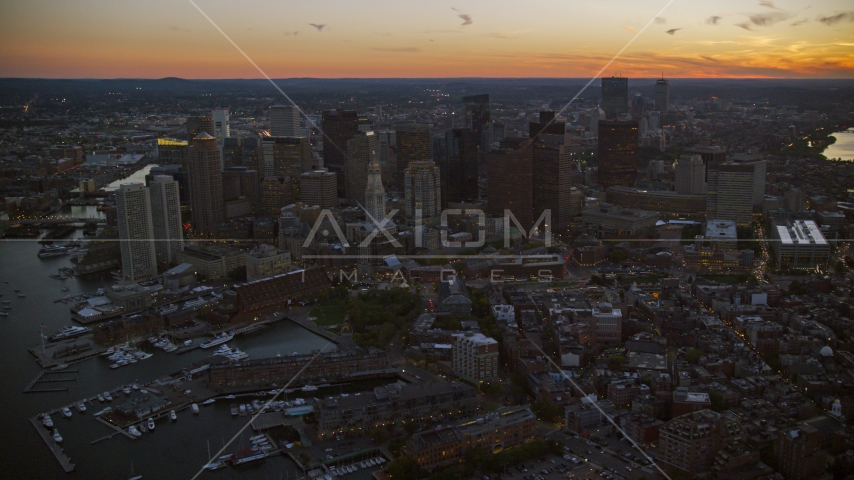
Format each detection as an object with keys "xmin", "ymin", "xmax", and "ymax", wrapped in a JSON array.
[{"xmin": 324, "ymin": 448, "xmax": 333, "ymax": 452}]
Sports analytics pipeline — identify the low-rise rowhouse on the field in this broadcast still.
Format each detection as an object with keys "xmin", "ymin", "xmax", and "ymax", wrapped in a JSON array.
[
  {"xmin": 208, "ymin": 349, "xmax": 387, "ymax": 390},
  {"xmin": 93, "ymin": 314, "xmax": 164, "ymax": 346},
  {"xmin": 312, "ymin": 381, "xmax": 477, "ymax": 438},
  {"xmin": 406, "ymin": 406, "xmax": 537, "ymax": 472}
]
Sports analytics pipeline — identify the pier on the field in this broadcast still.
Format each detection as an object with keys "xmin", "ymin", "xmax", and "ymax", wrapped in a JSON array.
[
  {"xmin": 29, "ymin": 415, "xmax": 75, "ymax": 472},
  {"xmin": 286, "ymin": 316, "xmax": 348, "ymax": 346},
  {"xmin": 24, "ymin": 369, "xmax": 79, "ymax": 393}
]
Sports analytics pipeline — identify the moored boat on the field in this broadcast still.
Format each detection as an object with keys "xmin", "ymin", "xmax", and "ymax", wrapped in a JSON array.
[{"xmin": 191, "ymin": 403, "xmax": 199, "ymax": 415}]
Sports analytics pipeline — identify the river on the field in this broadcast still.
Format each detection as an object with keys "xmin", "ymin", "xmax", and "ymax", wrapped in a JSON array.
[
  {"xmin": 0, "ymin": 239, "xmax": 336, "ymax": 477},
  {"xmin": 825, "ymin": 128, "xmax": 854, "ymax": 161}
]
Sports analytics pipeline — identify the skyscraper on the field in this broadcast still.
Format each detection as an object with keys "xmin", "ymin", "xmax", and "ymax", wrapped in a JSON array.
[
  {"xmin": 116, "ymin": 183, "xmax": 157, "ymax": 282},
  {"xmin": 463, "ymin": 94, "xmax": 491, "ymax": 154},
  {"xmin": 187, "ymin": 133, "xmax": 224, "ymax": 235},
  {"xmin": 395, "ymin": 124, "xmax": 432, "ymax": 189},
  {"xmin": 212, "ymin": 109, "xmax": 230, "ymax": 145},
  {"xmin": 601, "ymin": 77, "xmax": 629, "ymax": 120},
  {"xmin": 300, "ymin": 169, "xmax": 338, "ymax": 209},
  {"xmin": 221, "ymin": 137, "xmax": 243, "ymax": 169},
  {"xmin": 269, "ymin": 105, "xmax": 301, "ymax": 137},
  {"xmin": 364, "ymin": 151, "xmax": 386, "ymax": 222},
  {"xmin": 262, "ymin": 136, "xmax": 313, "ymax": 197},
  {"xmin": 346, "ymin": 131, "xmax": 377, "ymax": 204},
  {"xmin": 597, "ymin": 119, "xmax": 639, "ymax": 188},
  {"xmin": 260, "ymin": 176, "xmax": 295, "ymax": 217},
  {"xmin": 439, "ymin": 128, "xmax": 479, "ymax": 207},
  {"xmin": 654, "ymin": 77, "xmax": 670, "ymax": 112},
  {"xmin": 321, "ymin": 109, "xmax": 359, "ymax": 174},
  {"xmin": 404, "ymin": 161, "xmax": 442, "ymax": 226},
  {"xmin": 157, "ymin": 138, "xmax": 188, "ymax": 167},
  {"xmin": 187, "ymin": 115, "xmax": 215, "ymax": 141},
  {"xmin": 685, "ymin": 144, "xmax": 727, "ymax": 176},
  {"xmin": 530, "ymin": 112, "xmax": 572, "ymax": 230},
  {"xmin": 148, "ymin": 175, "xmax": 184, "ymax": 265},
  {"xmin": 487, "ymin": 137, "xmax": 534, "ymax": 230},
  {"xmin": 730, "ymin": 152, "xmax": 767, "ymax": 207},
  {"xmin": 222, "ymin": 166, "xmax": 260, "ymax": 214},
  {"xmin": 674, "ymin": 155, "xmax": 706, "ymax": 195},
  {"xmin": 707, "ymin": 162, "xmax": 755, "ymax": 225}
]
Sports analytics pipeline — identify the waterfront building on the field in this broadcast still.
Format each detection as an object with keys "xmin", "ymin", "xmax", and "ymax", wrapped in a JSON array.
[
  {"xmin": 234, "ymin": 267, "xmax": 331, "ymax": 311},
  {"xmin": 463, "ymin": 94, "xmax": 491, "ymax": 155},
  {"xmin": 148, "ymin": 175, "xmax": 184, "ymax": 265},
  {"xmin": 187, "ymin": 133, "xmax": 224, "ymax": 235},
  {"xmin": 244, "ymin": 244, "xmax": 291, "ymax": 282},
  {"xmin": 115, "ymin": 183, "xmax": 157, "ymax": 282},
  {"xmin": 157, "ymin": 138, "xmax": 188, "ymax": 167}
]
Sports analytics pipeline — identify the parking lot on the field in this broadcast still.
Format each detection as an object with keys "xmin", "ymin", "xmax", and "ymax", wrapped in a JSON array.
[{"xmin": 547, "ymin": 432, "xmax": 665, "ymax": 480}]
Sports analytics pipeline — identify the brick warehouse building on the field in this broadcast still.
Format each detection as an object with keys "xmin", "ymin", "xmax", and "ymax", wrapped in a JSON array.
[
  {"xmin": 234, "ymin": 267, "xmax": 331, "ymax": 311},
  {"xmin": 208, "ymin": 349, "xmax": 388, "ymax": 390}
]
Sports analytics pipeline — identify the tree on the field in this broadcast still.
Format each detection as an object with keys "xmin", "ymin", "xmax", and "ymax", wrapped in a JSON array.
[
  {"xmin": 385, "ymin": 456, "xmax": 423, "ymax": 479},
  {"xmin": 609, "ymin": 249, "xmax": 627, "ymax": 264},
  {"xmin": 370, "ymin": 427, "xmax": 389, "ymax": 445},
  {"xmin": 684, "ymin": 348, "xmax": 703, "ymax": 364},
  {"xmin": 834, "ymin": 260, "xmax": 848, "ymax": 275}
]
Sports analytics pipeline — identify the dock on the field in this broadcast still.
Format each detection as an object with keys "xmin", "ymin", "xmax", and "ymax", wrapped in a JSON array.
[
  {"xmin": 24, "ymin": 370, "xmax": 79, "ymax": 393},
  {"xmin": 29, "ymin": 416, "xmax": 75, "ymax": 473},
  {"xmin": 286, "ymin": 316, "xmax": 345, "ymax": 345}
]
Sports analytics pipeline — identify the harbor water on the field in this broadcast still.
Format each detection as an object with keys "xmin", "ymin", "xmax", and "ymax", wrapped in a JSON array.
[
  {"xmin": 0, "ymin": 237, "xmax": 333, "ymax": 479},
  {"xmin": 825, "ymin": 128, "xmax": 854, "ymax": 161}
]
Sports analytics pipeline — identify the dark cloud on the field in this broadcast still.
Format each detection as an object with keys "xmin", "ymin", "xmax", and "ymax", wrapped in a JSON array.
[
  {"xmin": 705, "ymin": 15, "xmax": 722, "ymax": 25},
  {"xmin": 654, "ymin": 17, "xmax": 667, "ymax": 24},
  {"xmin": 748, "ymin": 11, "xmax": 793, "ymax": 26},
  {"xmin": 451, "ymin": 7, "xmax": 472, "ymax": 26},
  {"xmin": 817, "ymin": 11, "xmax": 854, "ymax": 25},
  {"xmin": 759, "ymin": 1, "xmax": 780, "ymax": 9},
  {"xmin": 284, "ymin": 31, "xmax": 299, "ymax": 36},
  {"xmin": 308, "ymin": 23, "xmax": 326, "ymax": 32},
  {"xmin": 666, "ymin": 28, "xmax": 682, "ymax": 35},
  {"xmin": 790, "ymin": 19, "xmax": 808, "ymax": 26},
  {"xmin": 735, "ymin": 22, "xmax": 753, "ymax": 30},
  {"xmin": 700, "ymin": 55, "xmax": 719, "ymax": 62}
]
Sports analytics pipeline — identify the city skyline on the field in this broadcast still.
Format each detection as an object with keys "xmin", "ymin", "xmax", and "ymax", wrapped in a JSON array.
[{"xmin": 1, "ymin": 1, "xmax": 853, "ymax": 79}]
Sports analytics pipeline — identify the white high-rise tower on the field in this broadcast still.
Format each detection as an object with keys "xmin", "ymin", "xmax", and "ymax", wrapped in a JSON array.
[
  {"xmin": 364, "ymin": 151, "xmax": 386, "ymax": 221},
  {"xmin": 212, "ymin": 109, "xmax": 230, "ymax": 144},
  {"xmin": 270, "ymin": 105, "xmax": 300, "ymax": 137},
  {"xmin": 116, "ymin": 183, "xmax": 158, "ymax": 282},
  {"xmin": 149, "ymin": 175, "xmax": 184, "ymax": 265}
]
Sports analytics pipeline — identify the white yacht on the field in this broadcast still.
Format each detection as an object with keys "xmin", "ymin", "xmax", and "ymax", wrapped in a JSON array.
[
  {"xmin": 53, "ymin": 429, "xmax": 63, "ymax": 443},
  {"xmin": 42, "ymin": 414, "xmax": 53, "ymax": 428},
  {"xmin": 199, "ymin": 331, "xmax": 234, "ymax": 349},
  {"xmin": 60, "ymin": 407, "xmax": 72, "ymax": 418},
  {"xmin": 169, "ymin": 410, "xmax": 177, "ymax": 421},
  {"xmin": 147, "ymin": 418, "xmax": 155, "ymax": 431},
  {"xmin": 49, "ymin": 326, "xmax": 91, "ymax": 342},
  {"xmin": 103, "ymin": 391, "xmax": 113, "ymax": 401},
  {"xmin": 128, "ymin": 426, "xmax": 141, "ymax": 437},
  {"xmin": 191, "ymin": 403, "xmax": 199, "ymax": 415},
  {"xmin": 76, "ymin": 402, "xmax": 86, "ymax": 413}
]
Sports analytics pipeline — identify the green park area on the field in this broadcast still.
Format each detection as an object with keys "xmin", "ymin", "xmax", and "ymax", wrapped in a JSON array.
[{"xmin": 309, "ymin": 303, "xmax": 348, "ymax": 327}]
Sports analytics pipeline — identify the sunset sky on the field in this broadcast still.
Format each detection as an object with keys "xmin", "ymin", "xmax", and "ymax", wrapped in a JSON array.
[{"xmin": 1, "ymin": 0, "xmax": 853, "ymax": 78}]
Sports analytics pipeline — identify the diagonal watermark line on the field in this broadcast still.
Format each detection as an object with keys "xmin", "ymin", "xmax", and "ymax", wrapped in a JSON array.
[
  {"xmin": 526, "ymin": 339, "xmax": 674, "ymax": 480},
  {"xmin": 530, "ymin": 0, "xmax": 676, "ymax": 141},
  {"xmin": 189, "ymin": 341, "xmax": 332, "ymax": 480},
  {"xmin": 187, "ymin": 0, "xmax": 351, "ymax": 166}
]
